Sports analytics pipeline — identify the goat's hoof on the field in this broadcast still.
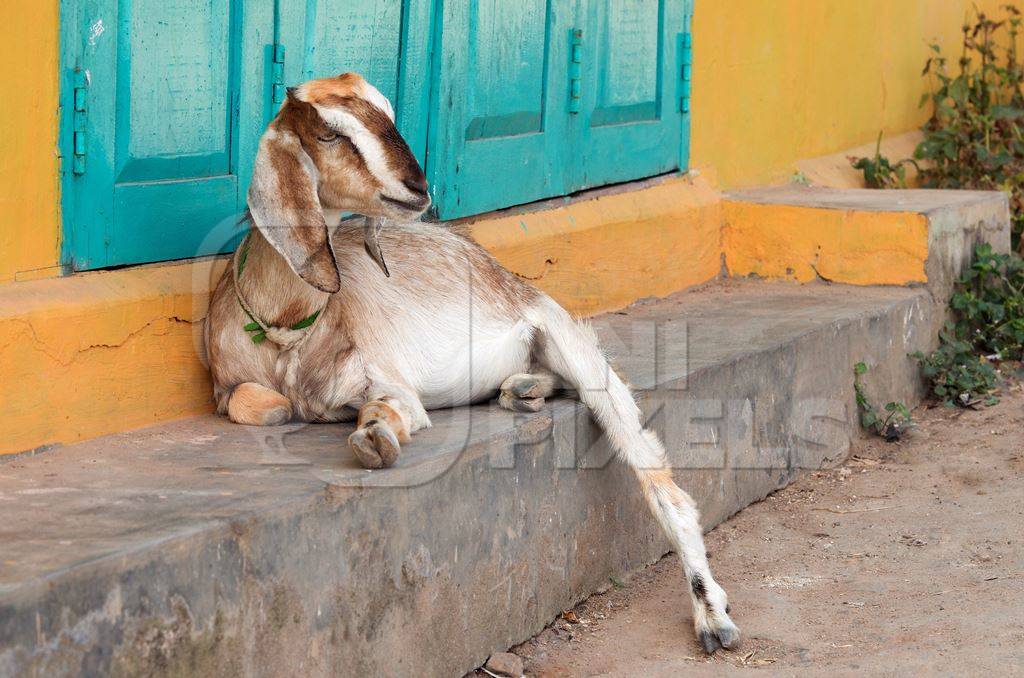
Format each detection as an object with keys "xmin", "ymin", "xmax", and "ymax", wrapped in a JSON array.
[
  {"xmin": 500, "ymin": 374, "xmax": 548, "ymax": 399},
  {"xmin": 499, "ymin": 373, "xmax": 557, "ymax": 412},
  {"xmin": 349, "ymin": 421, "xmax": 401, "ymax": 469},
  {"xmin": 697, "ymin": 615, "xmax": 741, "ymax": 654},
  {"xmin": 498, "ymin": 392, "xmax": 545, "ymax": 413}
]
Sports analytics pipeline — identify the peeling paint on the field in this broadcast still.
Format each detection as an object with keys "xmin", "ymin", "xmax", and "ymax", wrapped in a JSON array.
[
  {"xmin": 88, "ymin": 19, "xmax": 105, "ymax": 45},
  {"xmin": 513, "ymin": 259, "xmax": 557, "ymax": 282},
  {"xmin": 6, "ymin": 315, "xmax": 197, "ymax": 369}
]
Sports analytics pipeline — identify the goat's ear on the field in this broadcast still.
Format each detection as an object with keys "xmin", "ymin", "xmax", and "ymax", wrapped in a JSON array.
[{"xmin": 247, "ymin": 128, "xmax": 341, "ymax": 293}]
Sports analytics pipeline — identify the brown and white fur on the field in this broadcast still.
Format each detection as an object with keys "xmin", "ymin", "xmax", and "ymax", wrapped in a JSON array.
[{"xmin": 205, "ymin": 73, "xmax": 740, "ymax": 653}]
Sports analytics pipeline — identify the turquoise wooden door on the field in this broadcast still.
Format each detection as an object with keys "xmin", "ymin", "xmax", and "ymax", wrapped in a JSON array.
[
  {"xmin": 61, "ymin": 0, "xmax": 693, "ymax": 265},
  {"xmin": 573, "ymin": 0, "xmax": 687, "ymax": 191},
  {"xmin": 428, "ymin": 0, "xmax": 577, "ymax": 219},
  {"xmin": 428, "ymin": 0, "xmax": 692, "ymax": 220},
  {"xmin": 61, "ymin": 0, "xmax": 270, "ymax": 270}
]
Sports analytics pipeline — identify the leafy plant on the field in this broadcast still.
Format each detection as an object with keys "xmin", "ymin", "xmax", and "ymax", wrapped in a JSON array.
[
  {"xmin": 854, "ymin": 362, "xmax": 914, "ymax": 441},
  {"xmin": 950, "ymin": 242, "xmax": 1024, "ymax": 359},
  {"xmin": 916, "ymin": 5, "xmax": 1024, "ymax": 251},
  {"xmin": 912, "ymin": 243, "xmax": 1024, "ymax": 406},
  {"xmin": 850, "ymin": 131, "xmax": 919, "ymax": 189},
  {"xmin": 913, "ymin": 323, "xmax": 1002, "ymax": 406}
]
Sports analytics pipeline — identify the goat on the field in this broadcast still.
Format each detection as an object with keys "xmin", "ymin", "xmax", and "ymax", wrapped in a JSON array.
[{"xmin": 204, "ymin": 73, "xmax": 739, "ymax": 653}]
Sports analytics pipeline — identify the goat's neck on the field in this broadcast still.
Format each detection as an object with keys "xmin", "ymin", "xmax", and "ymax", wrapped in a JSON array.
[{"xmin": 236, "ymin": 228, "xmax": 330, "ymax": 329}]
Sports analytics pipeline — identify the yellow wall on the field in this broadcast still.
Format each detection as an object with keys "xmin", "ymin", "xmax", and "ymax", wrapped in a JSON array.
[
  {"xmin": 691, "ymin": 0, "xmax": 1004, "ymax": 187},
  {"xmin": 0, "ymin": 260, "xmax": 222, "ymax": 454},
  {"xmin": 0, "ymin": 1, "xmax": 61, "ymax": 284}
]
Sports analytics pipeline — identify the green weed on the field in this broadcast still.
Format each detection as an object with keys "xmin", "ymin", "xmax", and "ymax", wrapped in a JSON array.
[
  {"xmin": 913, "ymin": 243, "xmax": 1024, "ymax": 406},
  {"xmin": 849, "ymin": 131, "xmax": 918, "ymax": 189},
  {"xmin": 854, "ymin": 363, "xmax": 914, "ymax": 441}
]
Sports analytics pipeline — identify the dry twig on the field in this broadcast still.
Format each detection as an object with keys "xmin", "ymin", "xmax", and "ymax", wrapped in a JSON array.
[{"xmin": 812, "ymin": 505, "xmax": 907, "ymax": 515}]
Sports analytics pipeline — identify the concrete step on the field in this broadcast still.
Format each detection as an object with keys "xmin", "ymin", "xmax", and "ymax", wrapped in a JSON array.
[
  {"xmin": 723, "ymin": 187, "xmax": 1010, "ymax": 295},
  {"xmin": 0, "ymin": 280, "xmax": 950, "ymax": 677}
]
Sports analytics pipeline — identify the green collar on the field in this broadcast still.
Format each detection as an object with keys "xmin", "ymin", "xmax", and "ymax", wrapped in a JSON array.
[{"xmin": 233, "ymin": 233, "xmax": 325, "ymax": 347}]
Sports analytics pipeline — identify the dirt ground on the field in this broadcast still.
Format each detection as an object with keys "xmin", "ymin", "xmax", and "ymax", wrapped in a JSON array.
[{"xmin": 497, "ymin": 384, "xmax": 1024, "ymax": 677}]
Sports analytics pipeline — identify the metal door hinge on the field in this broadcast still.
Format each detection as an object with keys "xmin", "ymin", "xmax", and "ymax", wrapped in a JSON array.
[
  {"xmin": 272, "ymin": 43, "xmax": 286, "ymax": 104},
  {"xmin": 72, "ymin": 71, "xmax": 88, "ymax": 175},
  {"xmin": 679, "ymin": 30, "xmax": 693, "ymax": 114},
  {"xmin": 569, "ymin": 29, "xmax": 583, "ymax": 114}
]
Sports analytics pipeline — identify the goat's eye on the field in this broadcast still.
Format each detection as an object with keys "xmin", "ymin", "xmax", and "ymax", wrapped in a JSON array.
[{"xmin": 318, "ymin": 133, "xmax": 343, "ymax": 144}]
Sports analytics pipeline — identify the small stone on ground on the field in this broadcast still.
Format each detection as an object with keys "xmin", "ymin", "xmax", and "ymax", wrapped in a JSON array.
[{"xmin": 484, "ymin": 652, "xmax": 524, "ymax": 677}]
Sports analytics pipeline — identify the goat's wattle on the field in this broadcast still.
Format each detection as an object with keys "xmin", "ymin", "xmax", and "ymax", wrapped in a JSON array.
[{"xmin": 363, "ymin": 217, "xmax": 390, "ymax": 277}]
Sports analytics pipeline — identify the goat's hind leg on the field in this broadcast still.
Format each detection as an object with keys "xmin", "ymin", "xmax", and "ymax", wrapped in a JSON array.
[
  {"xmin": 639, "ymin": 465, "xmax": 739, "ymax": 653},
  {"xmin": 530, "ymin": 299, "xmax": 738, "ymax": 653},
  {"xmin": 498, "ymin": 368, "xmax": 563, "ymax": 413}
]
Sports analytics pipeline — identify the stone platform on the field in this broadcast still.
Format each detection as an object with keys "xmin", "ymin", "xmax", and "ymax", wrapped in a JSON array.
[{"xmin": 1, "ymin": 281, "xmax": 946, "ymax": 677}]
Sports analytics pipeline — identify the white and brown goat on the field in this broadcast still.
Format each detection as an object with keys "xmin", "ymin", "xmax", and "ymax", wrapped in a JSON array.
[{"xmin": 205, "ymin": 73, "xmax": 740, "ymax": 653}]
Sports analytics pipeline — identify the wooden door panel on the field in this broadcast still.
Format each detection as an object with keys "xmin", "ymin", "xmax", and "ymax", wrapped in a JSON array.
[
  {"xmin": 63, "ymin": 0, "xmax": 430, "ymax": 268},
  {"xmin": 62, "ymin": 0, "xmax": 258, "ymax": 269},
  {"xmin": 298, "ymin": 0, "xmax": 403, "ymax": 96},
  {"xmin": 111, "ymin": 176, "xmax": 239, "ymax": 263},
  {"xmin": 575, "ymin": 0, "xmax": 685, "ymax": 191},
  {"xmin": 464, "ymin": 2, "xmax": 550, "ymax": 140},
  {"xmin": 590, "ymin": 0, "xmax": 662, "ymax": 127},
  {"xmin": 428, "ymin": 0, "xmax": 574, "ymax": 220},
  {"xmin": 428, "ymin": 0, "xmax": 690, "ymax": 219},
  {"xmin": 120, "ymin": 0, "xmax": 233, "ymax": 175}
]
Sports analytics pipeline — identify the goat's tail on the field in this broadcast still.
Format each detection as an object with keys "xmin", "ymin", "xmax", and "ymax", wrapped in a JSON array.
[{"xmin": 533, "ymin": 296, "xmax": 740, "ymax": 653}]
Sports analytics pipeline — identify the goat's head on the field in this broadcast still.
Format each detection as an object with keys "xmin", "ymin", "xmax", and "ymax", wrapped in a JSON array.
[{"xmin": 247, "ymin": 72, "xmax": 430, "ymax": 293}]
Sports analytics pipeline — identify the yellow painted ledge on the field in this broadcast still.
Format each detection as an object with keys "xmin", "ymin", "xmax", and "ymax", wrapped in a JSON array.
[
  {"xmin": 469, "ymin": 174, "xmax": 722, "ymax": 317},
  {"xmin": 722, "ymin": 200, "xmax": 929, "ymax": 286},
  {"xmin": 0, "ymin": 259, "xmax": 225, "ymax": 456},
  {"xmin": 0, "ymin": 170, "xmax": 966, "ymax": 457}
]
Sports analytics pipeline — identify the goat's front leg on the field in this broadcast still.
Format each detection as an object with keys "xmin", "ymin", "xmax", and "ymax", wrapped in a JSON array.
[
  {"xmin": 348, "ymin": 390, "xmax": 430, "ymax": 470},
  {"xmin": 227, "ymin": 383, "xmax": 293, "ymax": 426}
]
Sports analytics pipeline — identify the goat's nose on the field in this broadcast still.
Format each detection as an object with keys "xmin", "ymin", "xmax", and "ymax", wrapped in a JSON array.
[{"xmin": 404, "ymin": 175, "xmax": 429, "ymax": 197}]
